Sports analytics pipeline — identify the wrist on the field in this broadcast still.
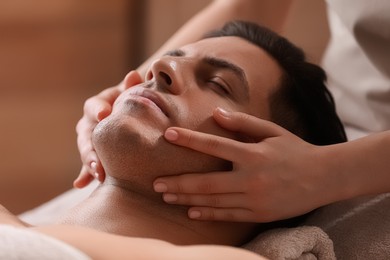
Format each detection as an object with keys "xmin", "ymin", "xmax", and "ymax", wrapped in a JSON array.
[{"xmin": 314, "ymin": 144, "xmax": 352, "ymax": 205}]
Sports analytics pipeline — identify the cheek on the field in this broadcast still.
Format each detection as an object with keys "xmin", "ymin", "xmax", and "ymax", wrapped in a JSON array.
[
  {"xmin": 175, "ymin": 92, "xmax": 243, "ymax": 138},
  {"xmin": 180, "ymin": 112, "xmax": 211, "ymax": 133},
  {"xmin": 179, "ymin": 103, "xmax": 237, "ymax": 140},
  {"xmin": 175, "ymin": 97, "xmax": 213, "ymax": 128}
]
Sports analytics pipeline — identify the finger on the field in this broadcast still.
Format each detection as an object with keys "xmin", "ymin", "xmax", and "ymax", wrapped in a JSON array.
[
  {"xmin": 75, "ymin": 115, "xmax": 94, "ymax": 140},
  {"xmin": 187, "ymin": 207, "xmax": 255, "ymax": 222},
  {"xmin": 85, "ymin": 152, "xmax": 106, "ymax": 182},
  {"xmin": 164, "ymin": 128, "xmax": 250, "ymax": 162},
  {"xmin": 73, "ymin": 165, "xmax": 95, "ymax": 188},
  {"xmin": 77, "ymin": 149, "xmax": 103, "ymax": 178},
  {"xmin": 83, "ymin": 97, "xmax": 111, "ymax": 122},
  {"xmin": 213, "ymin": 108, "xmax": 286, "ymax": 140},
  {"xmin": 94, "ymin": 160, "xmax": 106, "ymax": 183},
  {"xmin": 77, "ymin": 126, "xmax": 93, "ymax": 160},
  {"xmin": 84, "ymin": 86, "xmax": 123, "ymax": 121},
  {"xmin": 154, "ymin": 172, "xmax": 244, "ymax": 194},
  {"xmin": 162, "ymin": 192, "xmax": 248, "ymax": 209},
  {"xmin": 123, "ymin": 70, "xmax": 143, "ymax": 90},
  {"xmin": 96, "ymin": 85, "xmax": 123, "ymax": 105}
]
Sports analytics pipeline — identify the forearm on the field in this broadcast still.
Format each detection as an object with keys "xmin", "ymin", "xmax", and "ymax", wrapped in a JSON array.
[
  {"xmin": 138, "ymin": 0, "xmax": 294, "ymax": 75},
  {"xmin": 321, "ymin": 130, "xmax": 390, "ymax": 203}
]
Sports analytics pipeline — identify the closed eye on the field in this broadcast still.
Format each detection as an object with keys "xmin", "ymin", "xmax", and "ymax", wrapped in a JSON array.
[{"xmin": 208, "ymin": 77, "xmax": 230, "ymax": 95}]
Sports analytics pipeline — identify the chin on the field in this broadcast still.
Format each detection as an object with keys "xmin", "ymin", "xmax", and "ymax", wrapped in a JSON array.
[{"xmin": 93, "ymin": 114, "xmax": 232, "ymax": 193}]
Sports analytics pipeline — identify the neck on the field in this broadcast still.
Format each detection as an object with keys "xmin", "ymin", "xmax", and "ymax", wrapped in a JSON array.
[{"xmin": 58, "ymin": 180, "xmax": 254, "ymax": 246}]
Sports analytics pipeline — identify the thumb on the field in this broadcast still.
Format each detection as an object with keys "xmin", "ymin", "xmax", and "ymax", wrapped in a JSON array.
[{"xmin": 123, "ymin": 70, "xmax": 143, "ymax": 90}]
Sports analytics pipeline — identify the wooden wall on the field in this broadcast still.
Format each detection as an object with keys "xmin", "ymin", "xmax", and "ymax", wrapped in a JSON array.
[{"xmin": 0, "ymin": 0, "xmax": 136, "ymax": 213}]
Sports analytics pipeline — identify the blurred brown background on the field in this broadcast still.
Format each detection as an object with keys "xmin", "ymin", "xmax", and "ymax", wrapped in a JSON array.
[{"xmin": 0, "ymin": 0, "xmax": 328, "ymax": 214}]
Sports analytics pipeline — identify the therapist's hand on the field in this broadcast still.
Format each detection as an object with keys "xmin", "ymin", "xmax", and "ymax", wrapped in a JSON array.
[
  {"xmin": 154, "ymin": 108, "xmax": 331, "ymax": 223},
  {"xmin": 74, "ymin": 70, "xmax": 143, "ymax": 188}
]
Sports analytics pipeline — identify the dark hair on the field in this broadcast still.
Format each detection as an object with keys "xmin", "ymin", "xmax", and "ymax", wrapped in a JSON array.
[{"xmin": 204, "ymin": 21, "xmax": 347, "ymax": 145}]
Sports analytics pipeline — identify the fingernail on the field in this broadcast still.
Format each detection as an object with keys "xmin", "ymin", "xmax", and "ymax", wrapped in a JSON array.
[
  {"xmin": 91, "ymin": 161, "xmax": 97, "ymax": 171},
  {"xmin": 189, "ymin": 211, "xmax": 201, "ymax": 219},
  {"xmin": 216, "ymin": 107, "xmax": 231, "ymax": 117},
  {"xmin": 94, "ymin": 172, "xmax": 100, "ymax": 179},
  {"xmin": 164, "ymin": 129, "xmax": 179, "ymax": 141},
  {"xmin": 154, "ymin": 182, "xmax": 168, "ymax": 192},
  {"xmin": 163, "ymin": 193, "xmax": 178, "ymax": 202}
]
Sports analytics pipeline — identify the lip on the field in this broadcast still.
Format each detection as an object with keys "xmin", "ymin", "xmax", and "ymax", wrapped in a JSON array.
[{"xmin": 128, "ymin": 88, "xmax": 170, "ymax": 117}]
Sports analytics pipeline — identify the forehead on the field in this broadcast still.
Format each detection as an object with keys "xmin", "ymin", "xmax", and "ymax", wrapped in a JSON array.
[{"xmin": 181, "ymin": 36, "xmax": 283, "ymax": 118}]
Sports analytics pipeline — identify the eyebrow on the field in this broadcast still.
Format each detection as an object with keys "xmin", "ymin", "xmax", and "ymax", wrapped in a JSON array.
[{"xmin": 164, "ymin": 49, "xmax": 250, "ymax": 100}]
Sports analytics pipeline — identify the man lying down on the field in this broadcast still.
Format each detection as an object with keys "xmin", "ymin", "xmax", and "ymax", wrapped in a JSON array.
[{"xmin": 0, "ymin": 21, "xmax": 346, "ymax": 259}]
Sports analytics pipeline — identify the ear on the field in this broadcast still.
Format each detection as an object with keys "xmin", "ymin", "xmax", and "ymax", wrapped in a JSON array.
[{"xmin": 124, "ymin": 70, "xmax": 143, "ymax": 90}]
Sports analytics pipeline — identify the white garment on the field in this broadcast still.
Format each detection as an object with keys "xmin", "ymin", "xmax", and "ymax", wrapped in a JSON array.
[
  {"xmin": 323, "ymin": 0, "xmax": 390, "ymax": 140},
  {"xmin": 0, "ymin": 225, "xmax": 90, "ymax": 260}
]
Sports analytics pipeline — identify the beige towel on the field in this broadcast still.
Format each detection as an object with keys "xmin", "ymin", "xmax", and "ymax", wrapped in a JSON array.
[
  {"xmin": 243, "ymin": 226, "xmax": 335, "ymax": 260},
  {"xmin": 305, "ymin": 193, "xmax": 390, "ymax": 259}
]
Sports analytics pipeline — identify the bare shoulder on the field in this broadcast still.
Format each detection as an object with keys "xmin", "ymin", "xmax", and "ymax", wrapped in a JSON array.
[
  {"xmin": 178, "ymin": 244, "xmax": 268, "ymax": 260},
  {"xmin": 33, "ymin": 225, "xmax": 267, "ymax": 260},
  {"xmin": 0, "ymin": 204, "xmax": 31, "ymax": 227}
]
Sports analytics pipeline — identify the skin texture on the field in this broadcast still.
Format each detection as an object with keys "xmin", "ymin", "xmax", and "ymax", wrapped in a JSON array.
[
  {"xmin": 92, "ymin": 36, "xmax": 282, "ymax": 193},
  {"xmin": 57, "ymin": 36, "xmax": 284, "ymax": 248},
  {"xmin": 0, "ymin": 208, "xmax": 266, "ymax": 260}
]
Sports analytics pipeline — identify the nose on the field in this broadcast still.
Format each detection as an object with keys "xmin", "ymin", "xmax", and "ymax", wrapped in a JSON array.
[{"xmin": 146, "ymin": 57, "xmax": 183, "ymax": 95}]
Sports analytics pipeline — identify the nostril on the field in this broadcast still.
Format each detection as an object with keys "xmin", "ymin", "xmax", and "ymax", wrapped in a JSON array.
[{"xmin": 159, "ymin": 71, "xmax": 172, "ymax": 85}]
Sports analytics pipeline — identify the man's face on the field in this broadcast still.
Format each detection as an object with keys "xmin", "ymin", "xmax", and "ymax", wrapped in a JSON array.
[{"xmin": 93, "ymin": 36, "xmax": 282, "ymax": 187}]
